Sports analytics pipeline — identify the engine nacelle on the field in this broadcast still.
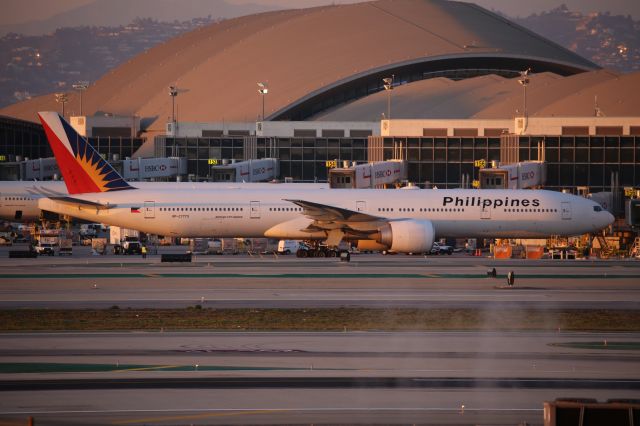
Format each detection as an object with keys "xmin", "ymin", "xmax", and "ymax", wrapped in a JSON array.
[
  {"xmin": 376, "ymin": 219, "xmax": 435, "ymax": 253},
  {"xmin": 357, "ymin": 240, "xmax": 389, "ymax": 252}
]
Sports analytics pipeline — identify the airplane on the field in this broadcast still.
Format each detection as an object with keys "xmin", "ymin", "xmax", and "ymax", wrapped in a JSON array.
[{"xmin": 25, "ymin": 111, "xmax": 613, "ymax": 254}]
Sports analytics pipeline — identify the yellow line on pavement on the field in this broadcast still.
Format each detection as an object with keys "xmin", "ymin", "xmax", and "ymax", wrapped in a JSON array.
[{"xmin": 112, "ymin": 409, "xmax": 284, "ymax": 424}]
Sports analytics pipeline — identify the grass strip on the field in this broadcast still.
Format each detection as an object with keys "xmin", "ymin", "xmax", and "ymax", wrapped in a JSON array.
[{"xmin": 1, "ymin": 308, "xmax": 639, "ymax": 332}]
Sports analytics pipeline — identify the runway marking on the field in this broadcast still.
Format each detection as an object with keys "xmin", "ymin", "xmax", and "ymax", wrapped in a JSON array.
[
  {"xmin": 116, "ymin": 365, "xmax": 181, "ymax": 372},
  {"xmin": 0, "ymin": 363, "xmax": 321, "ymax": 374},
  {"xmin": 111, "ymin": 409, "xmax": 284, "ymax": 424}
]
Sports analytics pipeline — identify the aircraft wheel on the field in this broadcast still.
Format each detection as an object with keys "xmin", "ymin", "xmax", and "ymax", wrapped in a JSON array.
[
  {"xmin": 316, "ymin": 250, "xmax": 326, "ymax": 258},
  {"xmin": 328, "ymin": 250, "xmax": 337, "ymax": 258},
  {"xmin": 296, "ymin": 249, "xmax": 307, "ymax": 258}
]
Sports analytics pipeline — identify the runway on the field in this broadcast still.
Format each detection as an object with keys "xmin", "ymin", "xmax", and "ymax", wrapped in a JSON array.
[
  {"xmin": 1, "ymin": 331, "xmax": 640, "ymax": 424},
  {"xmin": 1, "ymin": 251, "xmax": 639, "ymax": 310},
  {"xmin": 1, "ymin": 251, "xmax": 639, "ymax": 424}
]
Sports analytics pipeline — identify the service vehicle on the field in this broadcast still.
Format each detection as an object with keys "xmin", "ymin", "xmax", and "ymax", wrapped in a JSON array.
[
  {"xmin": 35, "ymin": 242, "xmax": 55, "ymax": 256},
  {"xmin": 113, "ymin": 237, "xmax": 142, "ymax": 255},
  {"xmin": 430, "ymin": 241, "xmax": 454, "ymax": 255},
  {"xmin": 277, "ymin": 240, "xmax": 299, "ymax": 254}
]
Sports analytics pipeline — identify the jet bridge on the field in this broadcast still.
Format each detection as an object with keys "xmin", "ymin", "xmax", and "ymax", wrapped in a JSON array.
[
  {"xmin": 329, "ymin": 160, "xmax": 407, "ymax": 188},
  {"xmin": 478, "ymin": 161, "xmax": 546, "ymax": 189},
  {"xmin": 210, "ymin": 158, "xmax": 279, "ymax": 182}
]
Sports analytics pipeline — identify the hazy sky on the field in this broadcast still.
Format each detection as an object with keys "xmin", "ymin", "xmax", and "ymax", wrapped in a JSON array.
[{"xmin": 2, "ymin": 0, "xmax": 639, "ymax": 26}]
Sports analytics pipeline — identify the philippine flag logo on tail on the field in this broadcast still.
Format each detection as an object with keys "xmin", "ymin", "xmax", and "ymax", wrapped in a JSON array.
[
  {"xmin": 130, "ymin": 207, "xmax": 141, "ymax": 213},
  {"xmin": 37, "ymin": 111, "xmax": 134, "ymax": 195}
]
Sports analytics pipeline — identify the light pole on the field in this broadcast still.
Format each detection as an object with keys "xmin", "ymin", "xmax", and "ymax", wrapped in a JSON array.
[
  {"xmin": 168, "ymin": 85, "xmax": 178, "ymax": 136},
  {"xmin": 518, "ymin": 68, "xmax": 530, "ymax": 119},
  {"xmin": 257, "ymin": 82, "xmax": 268, "ymax": 121},
  {"xmin": 55, "ymin": 93, "xmax": 68, "ymax": 117},
  {"xmin": 383, "ymin": 75, "xmax": 394, "ymax": 120},
  {"xmin": 72, "ymin": 81, "xmax": 89, "ymax": 115}
]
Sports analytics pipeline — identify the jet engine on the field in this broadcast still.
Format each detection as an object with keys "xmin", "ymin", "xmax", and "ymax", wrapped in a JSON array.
[{"xmin": 375, "ymin": 219, "xmax": 435, "ymax": 253}]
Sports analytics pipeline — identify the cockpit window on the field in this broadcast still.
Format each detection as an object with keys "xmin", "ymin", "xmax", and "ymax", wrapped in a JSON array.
[{"xmin": 593, "ymin": 206, "xmax": 602, "ymax": 212}]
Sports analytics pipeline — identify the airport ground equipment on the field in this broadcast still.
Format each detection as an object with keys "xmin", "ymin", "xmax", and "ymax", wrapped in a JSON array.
[
  {"xmin": 630, "ymin": 237, "xmax": 640, "ymax": 258},
  {"xmin": 277, "ymin": 239, "xmax": 299, "ymax": 255},
  {"xmin": 295, "ymin": 241, "xmax": 348, "ymax": 258},
  {"xmin": 34, "ymin": 242, "xmax": 55, "ymax": 256},
  {"xmin": 91, "ymin": 238, "xmax": 107, "ymax": 255},
  {"xmin": 58, "ymin": 235, "xmax": 72, "ymax": 255},
  {"xmin": 113, "ymin": 237, "xmax": 142, "ymax": 255},
  {"xmin": 429, "ymin": 242, "xmax": 453, "ymax": 255},
  {"xmin": 32, "ymin": 229, "xmax": 72, "ymax": 256}
]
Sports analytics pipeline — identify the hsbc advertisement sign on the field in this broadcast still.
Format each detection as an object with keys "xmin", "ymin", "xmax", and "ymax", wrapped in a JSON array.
[
  {"xmin": 354, "ymin": 161, "xmax": 406, "ymax": 188},
  {"xmin": 123, "ymin": 157, "xmax": 186, "ymax": 179}
]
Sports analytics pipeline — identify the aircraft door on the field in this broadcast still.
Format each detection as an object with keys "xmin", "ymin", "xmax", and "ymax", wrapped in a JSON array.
[
  {"xmin": 144, "ymin": 201, "xmax": 155, "ymax": 219},
  {"xmin": 356, "ymin": 201, "xmax": 366, "ymax": 212},
  {"xmin": 250, "ymin": 201, "xmax": 260, "ymax": 219},
  {"xmin": 481, "ymin": 205, "xmax": 491, "ymax": 219},
  {"xmin": 561, "ymin": 202, "xmax": 571, "ymax": 220}
]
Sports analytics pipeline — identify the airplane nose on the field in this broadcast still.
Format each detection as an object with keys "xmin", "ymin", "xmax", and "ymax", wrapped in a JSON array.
[{"xmin": 605, "ymin": 211, "xmax": 615, "ymax": 227}]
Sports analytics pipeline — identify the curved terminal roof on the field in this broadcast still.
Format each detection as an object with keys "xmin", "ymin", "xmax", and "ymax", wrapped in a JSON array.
[
  {"xmin": 2, "ymin": 0, "xmax": 598, "ymax": 129},
  {"xmin": 313, "ymin": 69, "xmax": 640, "ymax": 120}
]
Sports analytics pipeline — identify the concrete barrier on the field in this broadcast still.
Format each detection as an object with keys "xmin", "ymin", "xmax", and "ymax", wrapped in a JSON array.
[
  {"xmin": 9, "ymin": 250, "xmax": 37, "ymax": 258},
  {"xmin": 161, "ymin": 253, "xmax": 192, "ymax": 263}
]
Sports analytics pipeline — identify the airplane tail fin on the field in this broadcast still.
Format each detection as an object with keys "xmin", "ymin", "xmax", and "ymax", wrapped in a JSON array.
[{"xmin": 37, "ymin": 111, "xmax": 134, "ymax": 194}]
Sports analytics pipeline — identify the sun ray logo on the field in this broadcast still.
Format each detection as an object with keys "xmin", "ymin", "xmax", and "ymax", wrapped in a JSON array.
[{"xmin": 38, "ymin": 112, "xmax": 134, "ymax": 194}]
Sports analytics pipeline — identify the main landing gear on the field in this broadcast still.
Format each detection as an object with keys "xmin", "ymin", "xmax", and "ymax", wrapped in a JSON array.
[{"xmin": 295, "ymin": 241, "xmax": 345, "ymax": 258}]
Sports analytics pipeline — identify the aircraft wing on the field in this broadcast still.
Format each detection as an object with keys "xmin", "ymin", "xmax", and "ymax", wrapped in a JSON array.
[
  {"xmin": 27, "ymin": 185, "xmax": 116, "ymax": 210},
  {"xmin": 285, "ymin": 199, "xmax": 381, "ymax": 223},
  {"xmin": 46, "ymin": 196, "xmax": 115, "ymax": 210},
  {"xmin": 284, "ymin": 199, "xmax": 386, "ymax": 240},
  {"xmin": 26, "ymin": 185, "xmax": 115, "ymax": 210}
]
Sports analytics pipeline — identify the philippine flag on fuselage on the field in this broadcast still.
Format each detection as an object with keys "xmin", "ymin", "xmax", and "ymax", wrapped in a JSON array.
[{"xmin": 131, "ymin": 207, "xmax": 141, "ymax": 213}]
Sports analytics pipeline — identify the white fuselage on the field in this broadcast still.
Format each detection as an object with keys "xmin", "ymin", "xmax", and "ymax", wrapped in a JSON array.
[
  {"xmin": 34, "ymin": 187, "xmax": 612, "ymax": 239},
  {"xmin": 0, "ymin": 181, "xmax": 327, "ymax": 222}
]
